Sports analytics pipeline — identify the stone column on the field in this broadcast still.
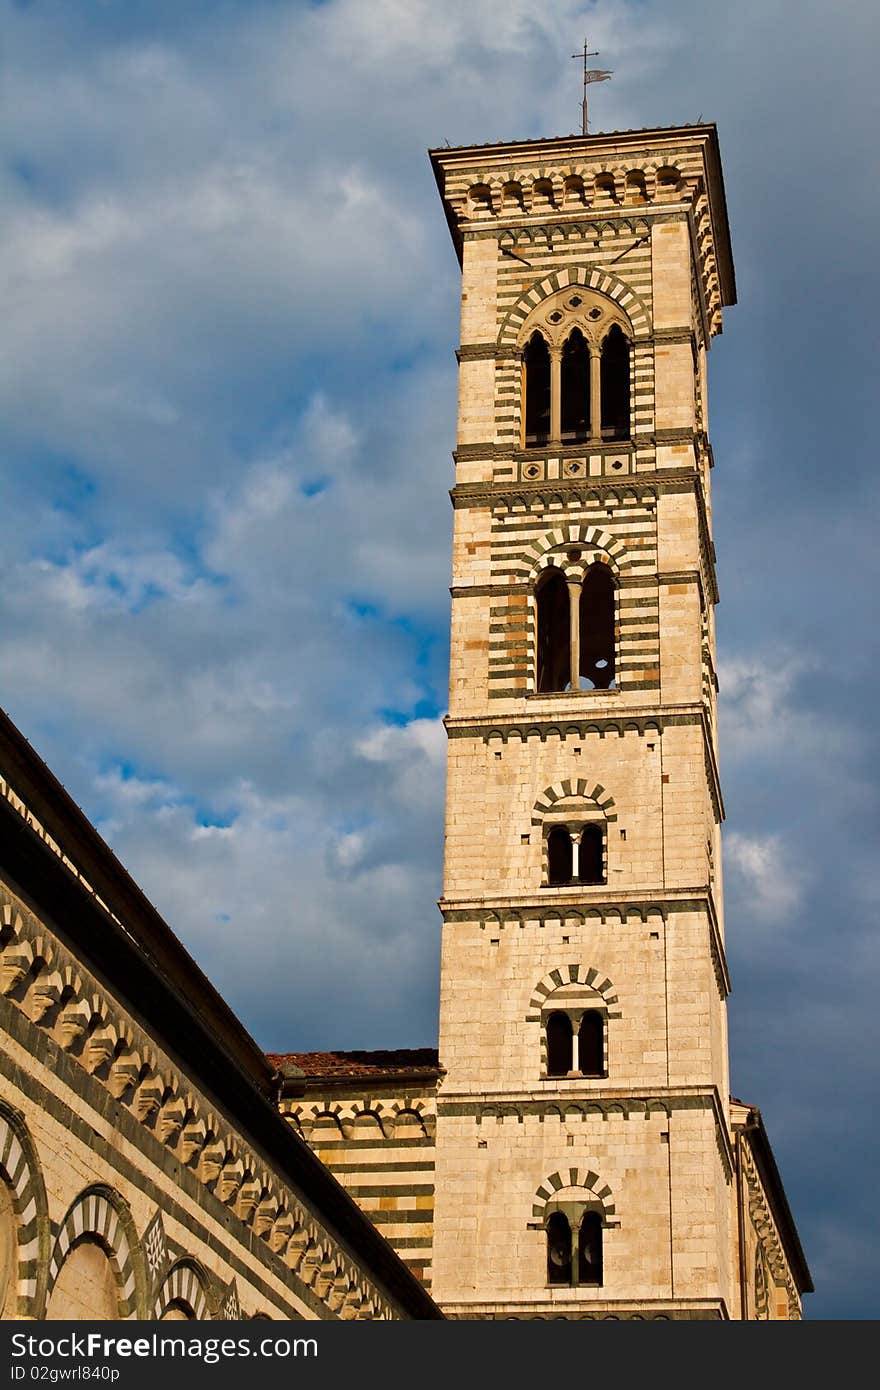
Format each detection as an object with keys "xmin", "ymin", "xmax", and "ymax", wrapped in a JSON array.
[
  {"xmin": 589, "ymin": 347, "xmax": 602, "ymax": 441},
  {"xmin": 566, "ymin": 577, "xmax": 581, "ymax": 691},
  {"xmin": 550, "ymin": 346, "xmax": 562, "ymax": 443}
]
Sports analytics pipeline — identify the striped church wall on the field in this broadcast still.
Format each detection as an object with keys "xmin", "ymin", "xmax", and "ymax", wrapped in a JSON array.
[
  {"xmin": 282, "ymin": 1089, "xmax": 438, "ymax": 1291},
  {"xmin": 482, "ymin": 493, "xmax": 660, "ymax": 699}
]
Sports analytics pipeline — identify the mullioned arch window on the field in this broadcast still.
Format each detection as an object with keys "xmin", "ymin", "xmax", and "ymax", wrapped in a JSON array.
[
  {"xmin": 544, "ymin": 1008, "xmax": 605, "ymax": 1078},
  {"xmin": 530, "ymin": 967, "xmax": 621, "ymax": 1084},
  {"xmin": 534, "ymin": 966, "xmax": 616, "ymax": 1081},
  {"xmin": 531, "ymin": 1169, "xmax": 616, "ymax": 1292},
  {"xmin": 535, "ymin": 557, "xmax": 617, "ymax": 694},
  {"xmin": 542, "ymin": 798, "xmax": 609, "ymax": 887},
  {"xmin": 545, "ymin": 1205, "xmax": 604, "ymax": 1287},
  {"xmin": 520, "ymin": 288, "xmax": 632, "ymax": 449}
]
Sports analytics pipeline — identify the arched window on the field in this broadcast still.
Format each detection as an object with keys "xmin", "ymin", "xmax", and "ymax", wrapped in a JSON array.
[
  {"xmin": 560, "ymin": 329, "xmax": 590, "ymax": 443},
  {"xmin": 524, "ymin": 332, "xmax": 551, "ymax": 447},
  {"xmin": 578, "ymin": 1211, "xmax": 603, "ymax": 1285},
  {"xmin": 600, "ymin": 324, "xmax": 630, "ymax": 440},
  {"xmin": 546, "ymin": 1011, "xmax": 573, "ymax": 1077},
  {"xmin": 546, "ymin": 1211, "xmax": 572, "ymax": 1285},
  {"xmin": 547, "ymin": 827, "xmax": 573, "ymax": 886},
  {"xmin": 536, "ymin": 570, "xmax": 570, "ymax": 693},
  {"xmin": 577, "ymin": 1011, "xmax": 604, "ymax": 1077},
  {"xmin": 579, "ymin": 564, "xmax": 616, "ymax": 690},
  {"xmin": 578, "ymin": 824, "xmax": 604, "ymax": 884}
]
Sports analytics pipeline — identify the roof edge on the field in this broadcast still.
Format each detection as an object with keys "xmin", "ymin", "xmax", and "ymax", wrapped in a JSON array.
[
  {"xmin": 732, "ymin": 1100, "xmax": 813, "ymax": 1295},
  {"xmin": 429, "ymin": 122, "xmax": 736, "ymax": 306}
]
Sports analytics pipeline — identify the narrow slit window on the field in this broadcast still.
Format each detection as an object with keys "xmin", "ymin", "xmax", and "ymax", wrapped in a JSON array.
[
  {"xmin": 546, "ymin": 1211, "xmax": 572, "ymax": 1285},
  {"xmin": 536, "ymin": 570, "xmax": 570, "ymax": 693},
  {"xmin": 546, "ymin": 1010, "xmax": 573, "ymax": 1077},
  {"xmin": 560, "ymin": 329, "xmax": 590, "ymax": 443},
  {"xmin": 600, "ymin": 324, "xmax": 630, "ymax": 440},
  {"xmin": 577, "ymin": 1011, "xmax": 604, "ymax": 1077},
  {"xmin": 579, "ymin": 565, "xmax": 616, "ymax": 690},
  {"xmin": 524, "ymin": 332, "xmax": 551, "ymax": 447}
]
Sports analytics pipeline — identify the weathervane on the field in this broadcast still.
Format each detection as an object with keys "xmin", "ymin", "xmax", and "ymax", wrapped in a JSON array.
[{"xmin": 572, "ymin": 39, "xmax": 612, "ymax": 135}]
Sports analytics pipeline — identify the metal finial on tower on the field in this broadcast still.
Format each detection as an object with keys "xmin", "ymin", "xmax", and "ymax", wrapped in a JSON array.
[{"xmin": 571, "ymin": 39, "xmax": 612, "ymax": 135}]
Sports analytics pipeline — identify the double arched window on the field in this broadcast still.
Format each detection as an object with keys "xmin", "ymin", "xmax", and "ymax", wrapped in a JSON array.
[
  {"xmin": 522, "ymin": 321, "xmax": 631, "ymax": 448},
  {"xmin": 546, "ymin": 1209, "xmax": 603, "ymax": 1286},
  {"xmin": 536, "ymin": 562, "xmax": 615, "ymax": 693},
  {"xmin": 545, "ymin": 823, "xmax": 606, "ymax": 886},
  {"xmin": 544, "ymin": 1009, "xmax": 605, "ymax": 1078}
]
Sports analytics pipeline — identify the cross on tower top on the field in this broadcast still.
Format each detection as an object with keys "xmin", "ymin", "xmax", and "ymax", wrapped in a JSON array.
[{"xmin": 571, "ymin": 39, "xmax": 612, "ymax": 135}]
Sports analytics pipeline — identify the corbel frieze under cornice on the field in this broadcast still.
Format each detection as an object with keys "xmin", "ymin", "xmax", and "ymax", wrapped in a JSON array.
[{"xmin": 0, "ymin": 879, "xmax": 406, "ymax": 1321}]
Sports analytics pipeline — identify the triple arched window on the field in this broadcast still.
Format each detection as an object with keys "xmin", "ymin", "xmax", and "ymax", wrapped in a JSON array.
[
  {"xmin": 536, "ymin": 562, "xmax": 616, "ymax": 693},
  {"xmin": 546, "ymin": 1209, "xmax": 603, "ymax": 1286},
  {"xmin": 523, "ymin": 323, "xmax": 630, "ymax": 447}
]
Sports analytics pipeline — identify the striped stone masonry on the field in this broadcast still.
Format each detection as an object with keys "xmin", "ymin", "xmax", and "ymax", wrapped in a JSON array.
[{"xmin": 426, "ymin": 125, "xmax": 809, "ymax": 1319}]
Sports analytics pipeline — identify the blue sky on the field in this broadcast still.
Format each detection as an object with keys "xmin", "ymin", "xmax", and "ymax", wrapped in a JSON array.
[{"xmin": 0, "ymin": 0, "xmax": 877, "ymax": 1318}]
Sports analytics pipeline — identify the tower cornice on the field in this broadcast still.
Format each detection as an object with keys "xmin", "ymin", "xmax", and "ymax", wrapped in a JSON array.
[{"xmin": 430, "ymin": 122, "xmax": 735, "ymax": 314}]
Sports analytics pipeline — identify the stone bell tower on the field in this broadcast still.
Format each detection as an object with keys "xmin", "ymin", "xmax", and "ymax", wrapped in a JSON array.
[{"xmin": 428, "ymin": 124, "xmax": 755, "ymax": 1320}]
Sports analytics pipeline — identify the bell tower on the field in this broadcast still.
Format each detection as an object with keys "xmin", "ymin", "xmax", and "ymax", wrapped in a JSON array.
[{"xmin": 429, "ymin": 125, "xmax": 743, "ymax": 1319}]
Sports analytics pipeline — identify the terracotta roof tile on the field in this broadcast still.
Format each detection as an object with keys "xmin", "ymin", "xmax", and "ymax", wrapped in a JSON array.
[{"xmin": 267, "ymin": 1048, "xmax": 442, "ymax": 1079}]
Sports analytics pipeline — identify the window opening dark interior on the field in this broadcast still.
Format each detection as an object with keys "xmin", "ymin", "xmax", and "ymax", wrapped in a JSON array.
[
  {"xmin": 578, "ymin": 1211, "xmax": 603, "ymax": 1285},
  {"xmin": 537, "ymin": 570, "xmax": 570, "ymax": 693},
  {"xmin": 546, "ymin": 1211, "xmax": 572, "ymax": 1285},
  {"xmin": 560, "ymin": 329, "xmax": 590, "ymax": 443},
  {"xmin": 577, "ymin": 1010, "xmax": 604, "ymax": 1077},
  {"xmin": 600, "ymin": 324, "xmax": 630, "ymax": 440},
  {"xmin": 546, "ymin": 1010, "xmax": 573, "ymax": 1076},
  {"xmin": 524, "ymin": 332, "xmax": 551, "ymax": 447},
  {"xmin": 579, "ymin": 565, "xmax": 616, "ymax": 690},
  {"xmin": 579, "ymin": 823, "xmax": 605, "ymax": 884},
  {"xmin": 547, "ymin": 826, "xmax": 573, "ymax": 886}
]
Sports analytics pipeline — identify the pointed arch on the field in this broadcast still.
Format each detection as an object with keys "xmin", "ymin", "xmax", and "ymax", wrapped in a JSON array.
[
  {"xmin": 600, "ymin": 322, "xmax": 631, "ymax": 440},
  {"xmin": 560, "ymin": 327, "xmax": 590, "ymax": 443},
  {"xmin": 499, "ymin": 266, "xmax": 650, "ymax": 349},
  {"xmin": 523, "ymin": 331, "xmax": 551, "ymax": 446}
]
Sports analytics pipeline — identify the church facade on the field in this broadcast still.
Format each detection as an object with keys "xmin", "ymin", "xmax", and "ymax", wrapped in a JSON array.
[{"xmin": 0, "ymin": 122, "xmax": 811, "ymax": 1321}]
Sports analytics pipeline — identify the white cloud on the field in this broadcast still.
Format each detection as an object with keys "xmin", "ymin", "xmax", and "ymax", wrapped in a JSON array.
[
  {"xmin": 723, "ymin": 831, "xmax": 806, "ymax": 926},
  {"xmin": 718, "ymin": 652, "xmax": 817, "ymax": 757},
  {"xmin": 1, "ymin": 1, "xmax": 879, "ymax": 1314}
]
